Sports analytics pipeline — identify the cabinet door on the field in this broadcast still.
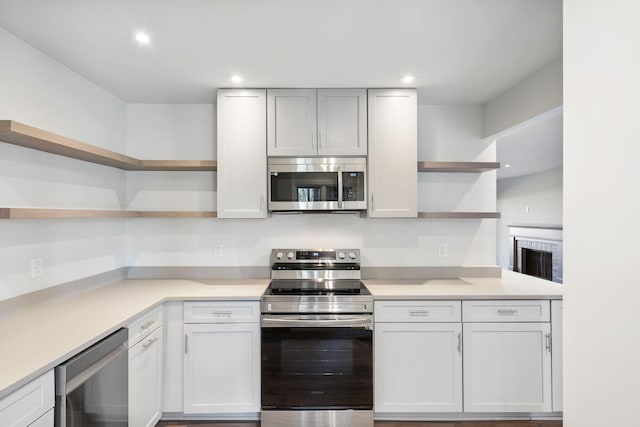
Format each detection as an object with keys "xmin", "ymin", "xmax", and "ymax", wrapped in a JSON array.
[
  {"xmin": 163, "ymin": 301, "xmax": 184, "ymax": 413},
  {"xmin": 29, "ymin": 408, "xmax": 53, "ymax": 427},
  {"xmin": 551, "ymin": 300, "xmax": 563, "ymax": 412},
  {"xmin": 129, "ymin": 327, "xmax": 163, "ymax": 427},
  {"xmin": 217, "ymin": 89, "xmax": 267, "ymax": 218},
  {"xmin": 267, "ymin": 89, "xmax": 317, "ymax": 156},
  {"xmin": 317, "ymin": 89, "xmax": 367, "ymax": 156},
  {"xmin": 0, "ymin": 370, "xmax": 54, "ymax": 427},
  {"xmin": 375, "ymin": 322, "xmax": 462, "ymax": 413},
  {"xmin": 184, "ymin": 323, "xmax": 260, "ymax": 414},
  {"xmin": 463, "ymin": 322, "xmax": 552, "ymax": 412},
  {"xmin": 367, "ymin": 89, "xmax": 417, "ymax": 217}
]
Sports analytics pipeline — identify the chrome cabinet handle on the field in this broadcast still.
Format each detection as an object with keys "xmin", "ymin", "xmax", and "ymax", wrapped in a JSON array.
[
  {"xmin": 408, "ymin": 309, "xmax": 430, "ymax": 316},
  {"xmin": 371, "ymin": 193, "xmax": 374, "ymax": 210},
  {"xmin": 497, "ymin": 309, "xmax": 519, "ymax": 316},
  {"xmin": 545, "ymin": 333, "xmax": 551, "ymax": 352},
  {"xmin": 184, "ymin": 334, "xmax": 188, "ymax": 355},
  {"xmin": 143, "ymin": 337, "xmax": 158, "ymax": 348},
  {"xmin": 141, "ymin": 319, "xmax": 156, "ymax": 330},
  {"xmin": 311, "ymin": 131, "xmax": 315, "ymax": 149},
  {"xmin": 457, "ymin": 333, "xmax": 462, "ymax": 354},
  {"xmin": 211, "ymin": 310, "xmax": 233, "ymax": 316}
]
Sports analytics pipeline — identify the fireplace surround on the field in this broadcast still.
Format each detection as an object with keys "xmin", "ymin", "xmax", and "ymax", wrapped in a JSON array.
[{"xmin": 508, "ymin": 225, "xmax": 563, "ymax": 283}]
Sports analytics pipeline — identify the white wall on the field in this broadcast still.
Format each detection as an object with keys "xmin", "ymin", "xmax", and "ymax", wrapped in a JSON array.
[
  {"xmin": 0, "ymin": 25, "xmax": 498, "ymax": 299},
  {"xmin": 125, "ymin": 104, "xmax": 216, "ymax": 212},
  {"xmin": 496, "ymin": 167, "xmax": 563, "ymax": 268},
  {"xmin": 564, "ymin": 1, "xmax": 640, "ymax": 425},
  {"xmin": 483, "ymin": 57, "xmax": 563, "ymax": 138},
  {"xmin": 125, "ymin": 104, "xmax": 497, "ymax": 268},
  {"xmin": 0, "ymin": 27, "xmax": 128, "ymax": 301}
]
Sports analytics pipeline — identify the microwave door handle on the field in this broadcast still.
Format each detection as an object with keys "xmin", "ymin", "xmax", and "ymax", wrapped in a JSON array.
[{"xmin": 337, "ymin": 165, "xmax": 343, "ymax": 209}]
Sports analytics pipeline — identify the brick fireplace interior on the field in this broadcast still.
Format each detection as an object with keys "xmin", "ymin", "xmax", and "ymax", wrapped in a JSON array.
[{"xmin": 508, "ymin": 225, "xmax": 563, "ymax": 284}]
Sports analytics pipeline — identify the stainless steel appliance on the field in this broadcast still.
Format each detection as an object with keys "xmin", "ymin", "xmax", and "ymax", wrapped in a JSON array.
[
  {"xmin": 261, "ymin": 249, "xmax": 373, "ymax": 427},
  {"xmin": 268, "ymin": 157, "xmax": 367, "ymax": 212},
  {"xmin": 55, "ymin": 328, "xmax": 128, "ymax": 427}
]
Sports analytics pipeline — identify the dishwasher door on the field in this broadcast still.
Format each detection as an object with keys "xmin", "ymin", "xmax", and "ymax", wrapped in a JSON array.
[{"xmin": 55, "ymin": 328, "xmax": 128, "ymax": 427}]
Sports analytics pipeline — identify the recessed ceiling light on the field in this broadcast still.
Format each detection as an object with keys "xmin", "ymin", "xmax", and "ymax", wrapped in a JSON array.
[
  {"xmin": 504, "ymin": 164, "xmax": 511, "ymax": 168},
  {"xmin": 229, "ymin": 75, "xmax": 244, "ymax": 84},
  {"xmin": 400, "ymin": 75, "xmax": 416, "ymax": 84},
  {"xmin": 135, "ymin": 32, "xmax": 151, "ymax": 45}
]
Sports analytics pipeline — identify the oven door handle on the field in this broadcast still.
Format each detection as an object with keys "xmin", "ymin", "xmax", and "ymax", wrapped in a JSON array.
[{"xmin": 261, "ymin": 316, "xmax": 372, "ymax": 329}]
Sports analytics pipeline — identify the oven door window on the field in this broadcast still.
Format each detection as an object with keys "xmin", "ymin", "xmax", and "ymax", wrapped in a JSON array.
[
  {"xmin": 261, "ymin": 327, "xmax": 373, "ymax": 410},
  {"xmin": 270, "ymin": 172, "xmax": 338, "ymax": 203}
]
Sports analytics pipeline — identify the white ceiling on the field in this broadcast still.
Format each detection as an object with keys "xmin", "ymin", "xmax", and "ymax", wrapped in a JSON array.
[
  {"xmin": 496, "ymin": 112, "xmax": 563, "ymax": 180},
  {"xmin": 0, "ymin": 0, "xmax": 562, "ymax": 104}
]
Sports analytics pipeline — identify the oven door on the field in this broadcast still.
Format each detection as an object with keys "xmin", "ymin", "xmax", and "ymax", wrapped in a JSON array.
[{"xmin": 261, "ymin": 314, "xmax": 373, "ymax": 410}]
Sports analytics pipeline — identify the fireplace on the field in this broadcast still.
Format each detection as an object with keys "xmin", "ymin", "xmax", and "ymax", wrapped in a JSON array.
[{"xmin": 508, "ymin": 225, "xmax": 563, "ymax": 283}]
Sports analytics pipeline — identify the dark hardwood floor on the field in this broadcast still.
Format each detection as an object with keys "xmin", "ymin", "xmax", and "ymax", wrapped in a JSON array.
[{"xmin": 156, "ymin": 421, "xmax": 562, "ymax": 427}]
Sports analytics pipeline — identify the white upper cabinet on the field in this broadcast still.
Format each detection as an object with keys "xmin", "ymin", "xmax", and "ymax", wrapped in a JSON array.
[
  {"xmin": 267, "ymin": 89, "xmax": 317, "ymax": 156},
  {"xmin": 267, "ymin": 89, "xmax": 367, "ymax": 156},
  {"xmin": 317, "ymin": 89, "xmax": 367, "ymax": 156},
  {"xmin": 367, "ymin": 89, "xmax": 417, "ymax": 217},
  {"xmin": 217, "ymin": 89, "xmax": 267, "ymax": 218}
]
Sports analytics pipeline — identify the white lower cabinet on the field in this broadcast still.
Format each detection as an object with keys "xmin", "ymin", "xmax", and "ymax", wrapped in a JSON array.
[
  {"xmin": 462, "ymin": 322, "xmax": 552, "ymax": 412},
  {"xmin": 183, "ymin": 302, "xmax": 260, "ymax": 414},
  {"xmin": 29, "ymin": 408, "xmax": 53, "ymax": 427},
  {"xmin": 375, "ymin": 322, "xmax": 462, "ymax": 413},
  {"xmin": 129, "ymin": 327, "xmax": 163, "ymax": 427},
  {"xmin": 0, "ymin": 370, "xmax": 54, "ymax": 427},
  {"xmin": 551, "ymin": 300, "xmax": 563, "ymax": 412}
]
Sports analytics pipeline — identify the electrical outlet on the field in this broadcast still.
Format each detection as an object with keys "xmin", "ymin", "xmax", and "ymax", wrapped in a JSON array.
[
  {"xmin": 438, "ymin": 243, "xmax": 448, "ymax": 257},
  {"xmin": 30, "ymin": 257, "xmax": 43, "ymax": 279},
  {"xmin": 214, "ymin": 245, "xmax": 223, "ymax": 257}
]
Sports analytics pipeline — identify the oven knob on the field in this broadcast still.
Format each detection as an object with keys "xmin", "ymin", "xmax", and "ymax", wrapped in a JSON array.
[
  {"xmin": 349, "ymin": 252, "xmax": 357, "ymax": 260},
  {"xmin": 275, "ymin": 252, "xmax": 284, "ymax": 260},
  {"xmin": 287, "ymin": 252, "xmax": 295, "ymax": 260},
  {"xmin": 338, "ymin": 252, "xmax": 345, "ymax": 259}
]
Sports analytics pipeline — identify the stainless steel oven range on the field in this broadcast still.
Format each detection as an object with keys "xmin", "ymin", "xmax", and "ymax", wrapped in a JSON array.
[{"xmin": 261, "ymin": 248, "xmax": 373, "ymax": 427}]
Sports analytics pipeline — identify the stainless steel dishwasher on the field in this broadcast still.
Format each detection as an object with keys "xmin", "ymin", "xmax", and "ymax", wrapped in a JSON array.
[{"xmin": 55, "ymin": 328, "xmax": 128, "ymax": 426}]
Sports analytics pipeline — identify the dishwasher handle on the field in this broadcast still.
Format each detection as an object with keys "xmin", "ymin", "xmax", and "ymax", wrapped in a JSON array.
[
  {"xmin": 55, "ymin": 328, "xmax": 128, "ymax": 396},
  {"xmin": 65, "ymin": 344, "xmax": 127, "ymax": 394}
]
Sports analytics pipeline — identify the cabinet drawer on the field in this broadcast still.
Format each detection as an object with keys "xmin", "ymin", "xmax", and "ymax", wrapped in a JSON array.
[
  {"xmin": 184, "ymin": 301, "xmax": 260, "ymax": 323},
  {"xmin": 462, "ymin": 300, "xmax": 550, "ymax": 322},
  {"xmin": 30, "ymin": 408, "xmax": 54, "ymax": 427},
  {"xmin": 375, "ymin": 300, "xmax": 461, "ymax": 322},
  {"xmin": 128, "ymin": 305, "xmax": 163, "ymax": 346},
  {"xmin": 0, "ymin": 370, "xmax": 54, "ymax": 427}
]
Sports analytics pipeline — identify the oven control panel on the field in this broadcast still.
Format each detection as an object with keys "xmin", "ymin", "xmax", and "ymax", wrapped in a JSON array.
[{"xmin": 271, "ymin": 249, "xmax": 360, "ymax": 264}]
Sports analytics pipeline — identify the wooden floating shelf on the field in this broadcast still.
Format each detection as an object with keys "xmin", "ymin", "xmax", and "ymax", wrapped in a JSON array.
[
  {"xmin": 418, "ymin": 212, "xmax": 501, "ymax": 219},
  {"xmin": 418, "ymin": 161, "xmax": 500, "ymax": 173},
  {"xmin": 0, "ymin": 208, "xmax": 217, "ymax": 219},
  {"xmin": 0, "ymin": 120, "xmax": 217, "ymax": 171}
]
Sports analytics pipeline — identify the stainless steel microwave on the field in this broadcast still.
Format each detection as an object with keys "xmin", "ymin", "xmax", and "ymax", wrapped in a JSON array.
[{"xmin": 268, "ymin": 157, "xmax": 367, "ymax": 212}]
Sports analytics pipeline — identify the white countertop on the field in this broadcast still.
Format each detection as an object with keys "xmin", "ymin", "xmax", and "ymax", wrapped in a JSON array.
[
  {"xmin": 0, "ymin": 270, "xmax": 562, "ymax": 399},
  {"xmin": 365, "ymin": 269, "xmax": 563, "ymax": 299}
]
